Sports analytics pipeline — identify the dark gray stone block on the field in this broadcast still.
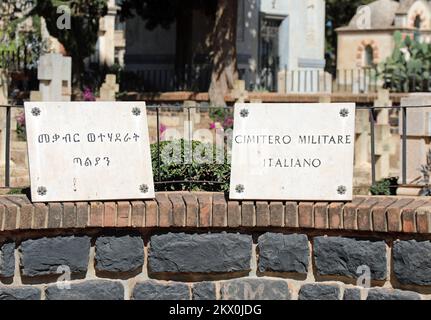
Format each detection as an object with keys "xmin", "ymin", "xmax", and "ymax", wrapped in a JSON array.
[
  {"xmin": 95, "ymin": 235, "xmax": 144, "ymax": 272},
  {"xmin": 20, "ymin": 236, "xmax": 91, "ymax": 277},
  {"xmin": 343, "ymin": 288, "xmax": 362, "ymax": 300},
  {"xmin": 258, "ymin": 233, "xmax": 309, "ymax": 274},
  {"xmin": 220, "ymin": 278, "xmax": 291, "ymax": 300},
  {"xmin": 299, "ymin": 284, "xmax": 341, "ymax": 300},
  {"xmin": 314, "ymin": 236, "xmax": 387, "ymax": 280},
  {"xmin": 45, "ymin": 280, "xmax": 124, "ymax": 300},
  {"xmin": 132, "ymin": 281, "xmax": 190, "ymax": 300},
  {"xmin": 148, "ymin": 232, "xmax": 252, "ymax": 273},
  {"xmin": 0, "ymin": 286, "xmax": 41, "ymax": 300},
  {"xmin": 393, "ymin": 240, "xmax": 431, "ymax": 286},
  {"xmin": 192, "ymin": 282, "xmax": 216, "ymax": 300},
  {"xmin": 366, "ymin": 288, "xmax": 421, "ymax": 300},
  {"xmin": 0, "ymin": 242, "xmax": 15, "ymax": 278}
]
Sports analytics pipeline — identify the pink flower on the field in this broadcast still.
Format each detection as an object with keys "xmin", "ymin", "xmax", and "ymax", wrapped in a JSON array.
[
  {"xmin": 159, "ymin": 123, "xmax": 167, "ymax": 134},
  {"xmin": 83, "ymin": 87, "xmax": 95, "ymax": 101},
  {"xmin": 223, "ymin": 117, "xmax": 234, "ymax": 129},
  {"xmin": 209, "ymin": 122, "xmax": 216, "ymax": 129},
  {"xmin": 16, "ymin": 112, "xmax": 25, "ymax": 127}
]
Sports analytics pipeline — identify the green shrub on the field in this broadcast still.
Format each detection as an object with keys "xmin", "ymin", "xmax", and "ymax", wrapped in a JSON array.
[
  {"xmin": 151, "ymin": 139, "xmax": 231, "ymax": 192},
  {"xmin": 370, "ymin": 177, "xmax": 398, "ymax": 195}
]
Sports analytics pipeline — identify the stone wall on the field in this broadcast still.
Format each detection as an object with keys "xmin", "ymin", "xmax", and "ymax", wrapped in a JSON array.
[{"xmin": 0, "ymin": 192, "xmax": 430, "ymax": 300}]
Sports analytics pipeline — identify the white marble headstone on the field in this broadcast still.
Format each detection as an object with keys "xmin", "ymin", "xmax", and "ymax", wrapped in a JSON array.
[
  {"xmin": 24, "ymin": 102, "xmax": 155, "ymax": 202},
  {"xmin": 229, "ymin": 103, "xmax": 356, "ymax": 201}
]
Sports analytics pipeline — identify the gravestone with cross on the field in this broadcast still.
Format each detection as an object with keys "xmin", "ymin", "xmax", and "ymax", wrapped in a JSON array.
[
  {"xmin": 37, "ymin": 53, "xmax": 72, "ymax": 102},
  {"xmin": 99, "ymin": 74, "xmax": 119, "ymax": 101}
]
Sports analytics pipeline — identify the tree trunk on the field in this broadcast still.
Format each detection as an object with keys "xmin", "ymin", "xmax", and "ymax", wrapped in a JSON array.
[{"xmin": 208, "ymin": 0, "xmax": 238, "ymax": 107}]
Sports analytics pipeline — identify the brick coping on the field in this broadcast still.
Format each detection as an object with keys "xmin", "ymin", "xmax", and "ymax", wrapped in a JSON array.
[{"xmin": 0, "ymin": 192, "xmax": 429, "ymax": 234}]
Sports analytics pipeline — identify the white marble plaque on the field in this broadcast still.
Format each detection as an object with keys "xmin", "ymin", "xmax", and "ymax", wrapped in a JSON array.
[
  {"xmin": 24, "ymin": 102, "xmax": 155, "ymax": 202},
  {"xmin": 229, "ymin": 103, "xmax": 356, "ymax": 201}
]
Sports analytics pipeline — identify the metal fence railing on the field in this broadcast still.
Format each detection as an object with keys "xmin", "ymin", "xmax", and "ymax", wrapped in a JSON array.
[{"xmin": 0, "ymin": 103, "xmax": 429, "ymax": 193}]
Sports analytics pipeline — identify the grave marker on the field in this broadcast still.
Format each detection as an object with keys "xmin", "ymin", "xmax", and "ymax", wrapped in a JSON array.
[
  {"xmin": 24, "ymin": 102, "xmax": 154, "ymax": 202},
  {"xmin": 229, "ymin": 103, "xmax": 356, "ymax": 201}
]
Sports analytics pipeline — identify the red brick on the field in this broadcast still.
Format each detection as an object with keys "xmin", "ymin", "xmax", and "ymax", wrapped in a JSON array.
[
  {"xmin": 371, "ymin": 198, "xmax": 398, "ymax": 232},
  {"xmin": 76, "ymin": 202, "xmax": 89, "ymax": 228},
  {"xmin": 183, "ymin": 193, "xmax": 198, "ymax": 227},
  {"xmin": 48, "ymin": 203, "xmax": 62, "ymax": 228},
  {"xmin": 5, "ymin": 196, "xmax": 32, "ymax": 230},
  {"xmin": 298, "ymin": 202, "xmax": 313, "ymax": 228},
  {"xmin": 62, "ymin": 203, "xmax": 76, "ymax": 228},
  {"xmin": 0, "ymin": 200, "xmax": 17, "ymax": 230},
  {"xmin": 314, "ymin": 202, "xmax": 329, "ymax": 229},
  {"xmin": 227, "ymin": 201, "xmax": 241, "ymax": 227},
  {"xmin": 387, "ymin": 198, "xmax": 414, "ymax": 232},
  {"xmin": 241, "ymin": 202, "xmax": 255, "ymax": 227},
  {"xmin": 0, "ymin": 204, "xmax": 3, "ymax": 230},
  {"xmin": 401, "ymin": 199, "xmax": 427, "ymax": 233},
  {"xmin": 343, "ymin": 197, "xmax": 366, "ymax": 230},
  {"xmin": 168, "ymin": 193, "xmax": 186, "ymax": 227},
  {"xmin": 285, "ymin": 202, "xmax": 298, "ymax": 227},
  {"xmin": 329, "ymin": 202, "xmax": 343, "ymax": 229},
  {"xmin": 117, "ymin": 202, "xmax": 131, "ymax": 227},
  {"xmin": 90, "ymin": 202, "xmax": 104, "ymax": 227},
  {"xmin": 256, "ymin": 202, "xmax": 270, "ymax": 227},
  {"xmin": 145, "ymin": 200, "xmax": 158, "ymax": 227},
  {"xmin": 357, "ymin": 198, "xmax": 381, "ymax": 231},
  {"xmin": 33, "ymin": 203, "xmax": 48, "ymax": 229},
  {"xmin": 416, "ymin": 205, "xmax": 431, "ymax": 234},
  {"xmin": 131, "ymin": 201, "xmax": 145, "ymax": 227},
  {"xmin": 212, "ymin": 193, "xmax": 227, "ymax": 227},
  {"xmin": 19, "ymin": 204, "xmax": 33, "ymax": 230},
  {"xmin": 269, "ymin": 202, "xmax": 284, "ymax": 227},
  {"xmin": 197, "ymin": 194, "xmax": 212, "ymax": 227},
  {"xmin": 104, "ymin": 202, "xmax": 116, "ymax": 227},
  {"xmin": 155, "ymin": 194, "xmax": 172, "ymax": 227}
]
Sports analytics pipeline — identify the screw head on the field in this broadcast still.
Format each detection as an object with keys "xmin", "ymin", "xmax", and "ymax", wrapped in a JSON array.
[
  {"xmin": 337, "ymin": 185, "xmax": 347, "ymax": 195},
  {"xmin": 132, "ymin": 107, "xmax": 141, "ymax": 116},
  {"xmin": 240, "ymin": 109, "xmax": 249, "ymax": 118},
  {"xmin": 37, "ymin": 186, "xmax": 47, "ymax": 196},
  {"xmin": 31, "ymin": 107, "xmax": 41, "ymax": 117},
  {"xmin": 340, "ymin": 108, "xmax": 349, "ymax": 117},
  {"xmin": 235, "ymin": 184, "xmax": 245, "ymax": 193},
  {"xmin": 139, "ymin": 184, "xmax": 149, "ymax": 193}
]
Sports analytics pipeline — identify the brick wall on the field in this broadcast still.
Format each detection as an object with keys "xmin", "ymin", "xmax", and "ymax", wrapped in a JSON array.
[{"xmin": 0, "ymin": 192, "xmax": 430, "ymax": 300}]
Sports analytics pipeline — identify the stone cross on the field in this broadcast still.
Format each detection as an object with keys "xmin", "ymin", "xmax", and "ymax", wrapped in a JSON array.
[
  {"xmin": 399, "ymin": 94, "xmax": 431, "ymax": 190},
  {"xmin": 373, "ymin": 89, "xmax": 396, "ymax": 180},
  {"xmin": 0, "ymin": 69, "xmax": 7, "ymax": 167},
  {"xmin": 36, "ymin": 53, "xmax": 72, "ymax": 101},
  {"xmin": 231, "ymin": 80, "xmax": 248, "ymax": 103},
  {"xmin": 99, "ymin": 74, "xmax": 119, "ymax": 101}
]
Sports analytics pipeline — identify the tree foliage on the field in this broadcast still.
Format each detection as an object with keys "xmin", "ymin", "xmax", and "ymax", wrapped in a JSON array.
[
  {"xmin": 1, "ymin": 0, "xmax": 108, "ymax": 87},
  {"xmin": 29, "ymin": 0, "xmax": 108, "ymax": 85}
]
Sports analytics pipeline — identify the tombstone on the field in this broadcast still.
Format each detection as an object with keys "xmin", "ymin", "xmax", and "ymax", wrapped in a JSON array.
[
  {"xmin": 229, "ymin": 103, "xmax": 356, "ymax": 200},
  {"xmin": 24, "ymin": 101, "xmax": 154, "ymax": 202},
  {"xmin": 99, "ymin": 74, "xmax": 119, "ymax": 101},
  {"xmin": 0, "ymin": 69, "xmax": 7, "ymax": 167},
  {"xmin": 98, "ymin": 0, "xmax": 117, "ymax": 66},
  {"xmin": 353, "ymin": 108, "xmax": 371, "ymax": 194},
  {"xmin": 373, "ymin": 89, "xmax": 397, "ymax": 180},
  {"xmin": 231, "ymin": 80, "xmax": 248, "ymax": 103},
  {"xmin": 36, "ymin": 53, "xmax": 72, "ymax": 101},
  {"xmin": 399, "ymin": 94, "xmax": 431, "ymax": 188}
]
